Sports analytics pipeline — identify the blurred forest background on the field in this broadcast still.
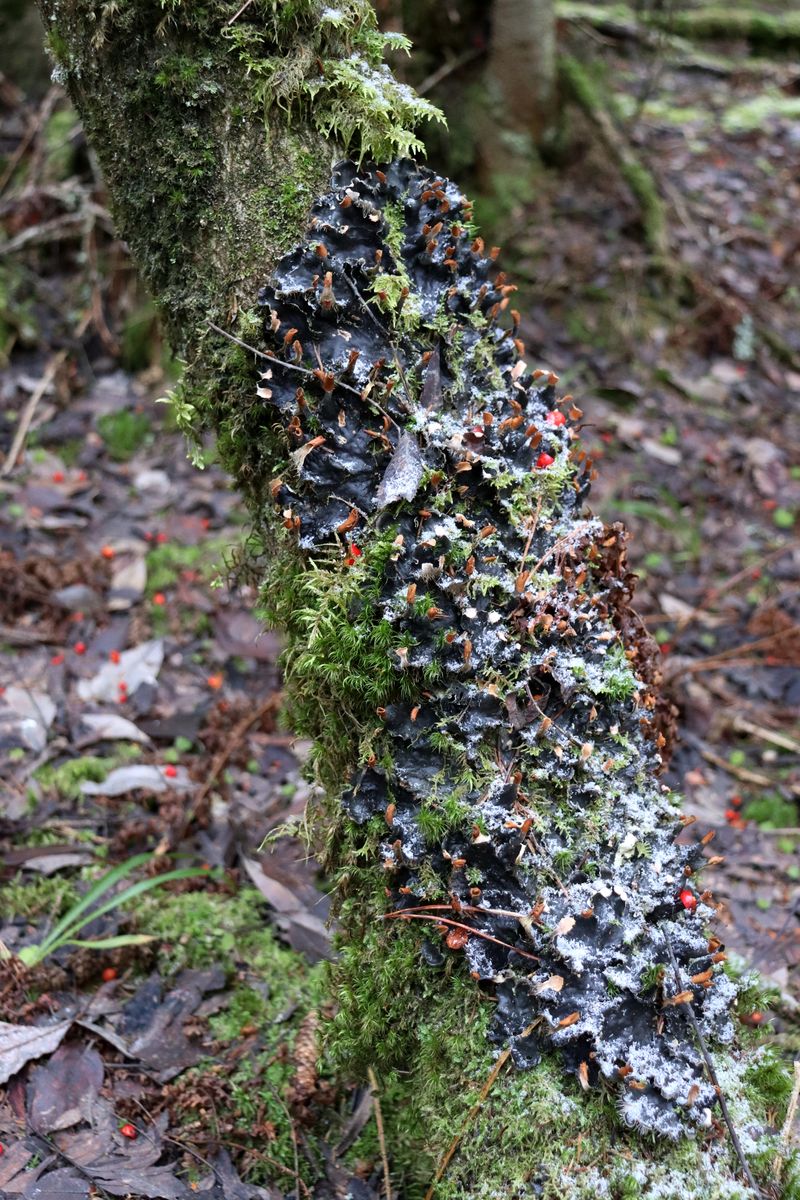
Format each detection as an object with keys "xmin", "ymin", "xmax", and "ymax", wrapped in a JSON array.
[{"xmin": 0, "ymin": 0, "xmax": 799, "ymax": 1195}]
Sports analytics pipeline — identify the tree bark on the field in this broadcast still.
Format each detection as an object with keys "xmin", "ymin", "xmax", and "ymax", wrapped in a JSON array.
[
  {"xmin": 35, "ymin": 3, "xmax": 795, "ymax": 1197},
  {"xmin": 487, "ymin": 0, "xmax": 557, "ymax": 148}
]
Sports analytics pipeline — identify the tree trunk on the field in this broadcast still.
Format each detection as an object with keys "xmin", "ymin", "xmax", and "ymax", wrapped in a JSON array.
[
  {"xmin": 487, "ymin": 0, "xmax": 557, "ymax": 148},
  {"xmin": 35, "ymin": 3, "xmax": 794, "ymax": 1197}
]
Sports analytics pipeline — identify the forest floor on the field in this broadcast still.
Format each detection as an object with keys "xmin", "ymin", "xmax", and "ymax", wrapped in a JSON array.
[{"xmin": 0, "ymin": 21, "xmax": 799, "ymax": 1200}]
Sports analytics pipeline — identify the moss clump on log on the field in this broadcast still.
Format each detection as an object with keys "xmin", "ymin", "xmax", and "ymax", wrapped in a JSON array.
[{"xmin": 35, "ymin": 2, "xmax": 797, "ymax": 1195}]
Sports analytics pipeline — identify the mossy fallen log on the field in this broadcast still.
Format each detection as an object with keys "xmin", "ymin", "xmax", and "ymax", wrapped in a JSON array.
[
  {"xmin": 35, "ymin": 2, "xmax": 797, "ymax": 1196},
  {"xmin": 557, "ymin": 1, "xmax": 800, "ymax": 50},
  {"xmin": 558, "ymin": 55, "xmax": 669, "ymax": 263}
]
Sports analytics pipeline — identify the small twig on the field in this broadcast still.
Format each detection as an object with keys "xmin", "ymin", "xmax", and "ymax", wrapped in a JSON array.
[
  {"xmin": 1, "ymin": 349, "xmax": 67, "ymax": 478},
  {"xmin": 0, "ymin": 624, "xmax": 56, "ymax": 645},
  {"xmin": 730, "ymin": 717, "xmax": 800, "ymax": 757},
  {"xmin": 206, "ymin": 320, "xmax": 365, "ymax": 401},
  {"xmin": 367, "ymin": 1067, "xmax": 392, "ymax": 1200},
  {"xmin": 774, "ymin": 1061, "xmax": 800, "ymax": 1180},
  {"xmin": 669, "ymin": 627, "xmax": 800, "ymax": 678},
  {"xmin": 417, "ymin": 46, "xmax": 484, "ymax": 97},
  {"xmin": 424, "ymin": 1039, "xmax": 517, "ymax": 1199},
  {"xmin": 226, "ymin": 0, "xmax": 254, "ymax": 22},
  {"xmin": 519, "ymin": 497, "xmax": 543, "ymax": 573},
  {"xmin": 382, "ymin": 910, "xmax": 540, "ymax": 963},
  {"xmin": 661, "ymin": 932, "xmax": 762, "ymax": 1197},
  {"xmin": 699, "ymin": 746, "xmax": 800, "ymax": 799},
  {"xmin": 0, "ymin": 86, "xmax": 59, "ymax": 195},
  {"xmin": 1, "ymin": 307, "xmax": 91, "ymax": 477}
]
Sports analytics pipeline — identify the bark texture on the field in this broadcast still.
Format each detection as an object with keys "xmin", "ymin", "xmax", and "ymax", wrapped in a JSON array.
[{"xmin": 35, "ymin": 3, "xmax": 797, "ymax": 1197}]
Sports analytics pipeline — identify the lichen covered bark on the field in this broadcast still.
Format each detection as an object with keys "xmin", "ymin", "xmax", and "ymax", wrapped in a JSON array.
[
  {"xmin": 251, "ymin": 158, "xmax": 794, "ymax": 1197},
  {"xmin": 35, "ymin": 3, "xmax": 797, "ymax": 1196}
]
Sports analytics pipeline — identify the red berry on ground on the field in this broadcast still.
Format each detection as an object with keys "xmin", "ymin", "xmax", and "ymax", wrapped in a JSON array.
[
  {"xmin": 535, "ymin": 452, "xmax": 555, "ymax": 469},
  {"xmin": 206, "ymin": 674, "xmax": 223, "ymax": 690},
  {"xmin": 110, "ymin": 650, "xmax": 121, "ymax": 664},
  {"xmin": 119, "ymin": 1123, "xmax": 137, "ymax": 1139},
  {"xmin": 101, "ymin": 545, "xmax": 115, "ymax": 559},
  {"xmin": 164, "ymin": 765, "xmax": 178, "ymax": 778},
  {"xmin": 156, "ymin": 532, "xmax": 168, "ymax": 544},
  {"xmin": 349, "ymin": 544, "xmax": 362, "ymax": 558},
  {"xmin": 51, "ymin": 653, "xmax": 65, "ymax": 666},
  {"xmin": 52, "ymin": 471, "xmax": 65, "ymax": 483},
  {"xmin": 102, "ymin": 967, "xmax": 117, "ymax": 982},
  {"xmin": 73, "ymin": 641, "xmax": 87, "ymax": 655},
  {"xmin": 153, "ymin": 592, "xmax": 166, "ymax": 606},
  {"xmin": 725, "ymin": 808, "xmax": 737, "ymax": 823},
  {"xmin": 679, "ymin": 888, "xmax": 697, "ymax": 912},
  {"xmin": 545, "ymin": 410, "xmax": 566, "ymax": 426}
]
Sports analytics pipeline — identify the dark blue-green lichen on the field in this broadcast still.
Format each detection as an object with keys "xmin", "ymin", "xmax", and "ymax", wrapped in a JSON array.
[{"xmin": 252, "ymin": 160, "xmax": 750, "ymax": 1143}]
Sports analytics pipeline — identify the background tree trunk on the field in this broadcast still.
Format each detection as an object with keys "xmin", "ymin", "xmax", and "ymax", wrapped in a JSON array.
[
  {"xmin": 33, "ymin": 3, "xmax": 795, "ymax": 1197},
  {"xmin": 485, "ymin": 0, "xmax": 557, "ymax": 151}
]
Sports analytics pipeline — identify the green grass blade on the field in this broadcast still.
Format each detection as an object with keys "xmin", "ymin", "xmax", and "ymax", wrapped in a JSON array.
[
  {"xmin": 51, "ymin": 867, "xmax": 207, "ymax": 942},
  {"xmin": 33, "ymin": 852, "xmax": 153, "ymax": 956},
  {"xmin": 63, "ymin": 934, "xmax": 156, "ymax": 950}
]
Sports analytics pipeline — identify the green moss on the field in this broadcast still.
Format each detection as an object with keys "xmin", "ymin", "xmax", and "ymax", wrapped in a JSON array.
[
  {"xmin": 97, "ymin": 409, "xmax": 152, "ymax": 460},
  {"xmin": 744, "ymin": 791, "xmax": 797, "ymax": 831},
  {"xmin": 43, "ymin": 105, "xmax": 78, "ymax": 181},
  {"xmin": 145, "ymin": 536, "xmax": 231, "ymax": 595},
  {"xmin": 33, "ymin": 755, "xmax": 118, "ymax": 800},
  {"xmin": 135, "ymin": 885, "xmax": 329, "ymax": 1184},
  {"xmin": 0, "ymin": 873, "xmax": 79, "ymax": 921},
  {"xmin": 260, "ymin": 529, "xmax": 418, "ymax": 795}
]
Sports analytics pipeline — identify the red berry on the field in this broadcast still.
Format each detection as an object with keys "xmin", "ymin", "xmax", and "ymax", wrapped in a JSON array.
[
  {"xmin": 535, "ymin": 452, "xmax": 555, "ymax": 469},
  {"xmin": 724, "ymin": 808, "xmax": 737, "ymax": 823},
  {"xmin": 349, "ymin": 543, "xmax": 362, "ymax": 558},
  {"xmin": 110, "ymin": 650, "xmax": 121, "ymax": 664},
  {"xmin": 52, "ymin": 471, "xmax": 65, "ymax": 483},
  {"xmin": 51, "ymin": 653, "xmax": 65, "ymax": 666},
  {"xmin": 545, "ymin": 410, "xmax": 566, "ymax": 426},
  {"xmin": 0, "ymin": 1142, "xmax": 4, "ymax": 1155},
  {"xmin": 156, "ymin": 532, "xmax": 168, "ymax": 544},
  {"xmin": 164, "ymin": 765, "xmax": 178, "ymax": 778},
  {"xmin": 119, "ymin": 1123, "xmax": 137, "ymax": 1139},
  {"xmin": 679, "ymin": 888, "xmax": 697, "ymax": 912},
  {"xmin": 102, "ymin": 967, "xmax": 117, "ymax": 982},
  {"xmin": 153, "ymin": 592, "xmax": 166, "ymax": 606},
  {"xmin": 73, "ymin": 641, "xmax": 87, "ymax": 655},
  {"xmin": 101, "ymin": 545, "xmax": 115, "ymax": 559}
]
